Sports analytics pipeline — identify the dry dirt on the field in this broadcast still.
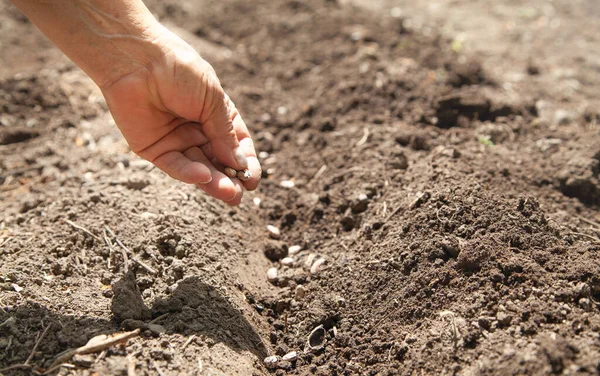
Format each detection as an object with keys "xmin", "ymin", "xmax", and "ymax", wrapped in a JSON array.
[{"xmin": 1, "ymin": 0, "xmax": 600, "ymax": 375}]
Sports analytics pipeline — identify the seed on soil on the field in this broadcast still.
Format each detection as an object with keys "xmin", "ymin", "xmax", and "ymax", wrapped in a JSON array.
[
  {"xmin": 224, "ymin": 167, "xmax": 237, "ymax": 178},
  {"xmin": 253, "ymin": 197, "xmax": 262, "ymax": 206},
  {"xmin": 263, "ymin": 355, "xmax": 280, "ymax": 369},
  {"xmin": 267, "ymin": 225, "xmax": 281, "ymax": 239},
  {"xmin": 304, "ymin": 253, "xmax": 316, "ymax": 269},
  {"xmin": 310, "ymin": 258, "xmax": 326, "ymax": 274},
  {"xmin": 267, "ymin": 267, "xmax": 278, "ymax": 283},
  {"xmin": 281, "ymin": 257, "xmax": 294, "ymax": 266},
  {"xmin": 281, "ymin": 180, "xmax": 295, "ymax": 188},
  {"xmin": 237, "ymin": 169, "xmax": 252, "ymax": 181},
  {"xmin": 282, "ymin": 351, "xmax": 298, "ymax": 362},
  {"xmin": 307, "ymin": 325, "xmax": 326, "ymax": 351},
  {"xmin": 288, "ymin": 245, "xmax": 302, "ymax": 254},
  {"xmin": 295, "ymin": 285, "xmax": 306, "ymax": 300}
]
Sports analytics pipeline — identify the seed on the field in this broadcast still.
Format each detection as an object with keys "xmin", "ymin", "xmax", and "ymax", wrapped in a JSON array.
[
  {"xmin": 281, "ymin": 257, "xmax": 294, "ymax": 266},
  {"xmin": 310, "ymin": 258, "xmax": 325, "ymax": 274},
  {"xmin": 267, "ymin": 225, "xmax": 281, "ymax": 239},
  {"xmin": 267, "ymin": 267, "xmax": 278, "ymax": 282},
  {"xmin": 280, "ymin": 180, "xmax": 295, "ymax": 188},
  {"xmin": 304, "ymin": 253, "xmax": 316, "ymax": 269},
  {"xmin": 288, "ymin": 245, "xmax": 302, "ymax": 254},
  {"xmin": 224, "ymin": 167, "xmax": 237, "ymax": 178},
  {"xmin": 307, "ymin": 325, "xmax": 326, "ymax": 351},
  {"xmin": 237, "ymin": 169, "xmax": 252, "ymax": 181},
  {"xmin": 253, "ymin": 197, "xmax": 262, "ymax": 206},
  {"xmin": 282, "ymin": 351, "xmax": 298, "ymax": 362}
]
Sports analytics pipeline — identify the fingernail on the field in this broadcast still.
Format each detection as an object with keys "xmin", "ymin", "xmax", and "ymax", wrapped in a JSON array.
[
  {"xmin": 198, "ymin": 175, "xmax": 213, "ymax": 185},
  {"xmin": 234, "ymin": 147, "xmax": 248, "ymax": 169},
  {"xmin": 225, "ymin": 183, "xmax": 243, "ymax": 202}
]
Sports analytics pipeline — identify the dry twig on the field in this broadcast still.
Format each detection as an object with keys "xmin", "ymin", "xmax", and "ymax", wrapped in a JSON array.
[
  {"xmin": 105, "ymin": 226, "xmax": 156, "ymax": 274},
  {"xmin": 64, "ymin": 219, "xmax": 101, "ymax": 241},
  {"xmin": 48, "ymin": 329, "xmax": 140, "ymax": 370}
]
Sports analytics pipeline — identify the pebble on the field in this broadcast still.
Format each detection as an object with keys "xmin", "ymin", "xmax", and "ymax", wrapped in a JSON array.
[
  {"xmin": 351, "ymin": 193, "xmax": 369, "ymax": 214},
  {"xmin": 267, "ymin": 268, "xmax": 278, "ymax": 283},
  {"xmin": 288, "ymin": 245, "xmax": 302, "ymax": 255},
  {"xmin": 496, "ymin": 311, "xmax": 513, "ymax": 326},
  {"xmin": 295, "ymin": 285, "xmax": 306, "ymax": 300},
  {"xmin": 310, "ymin": 258, "xmax": 326, "ymax": 274},
  {"xmin": 282, "ymin": 351, "xmax": 298, "ymax": 362},
  {"xmin": 267, "ymin": 225, "xmax": 281, "ymax": 239},
  {"xmin": 280, "ymin": 180, "xmax": 295, "ymax": 188},
  {"xmin": 253, "ymin": 197, "xmax": 262, "ymax": 207},
  {"xmin": 579, "ymin": 298, "xmax": 592, "ymax": 311},
  {"xmin": 264, "ymin": 355, "xmax": 280, "ymax": 369},
  {"xmin": 147, "ymin": 324, "xmax": 166, "ymax": 336},
  {"xmin": 281, "ymin": 257, "xmax": 294, "ymax": 266}
]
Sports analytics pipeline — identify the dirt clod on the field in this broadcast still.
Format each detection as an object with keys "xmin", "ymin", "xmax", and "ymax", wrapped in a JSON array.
[{"xmin": 111, "ymin": 272, "xmax": 151, "ymax": 321}]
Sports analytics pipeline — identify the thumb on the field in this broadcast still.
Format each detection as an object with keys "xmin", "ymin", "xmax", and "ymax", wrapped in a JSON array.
[{"xmin": 201, "ymin": 89, "xmax": 248, "ymax": 171}]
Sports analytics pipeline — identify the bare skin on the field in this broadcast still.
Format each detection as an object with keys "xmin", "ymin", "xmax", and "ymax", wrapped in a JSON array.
[{"xmin": 9, "ymin": 0, "xmax": 261, "ymax": 205}]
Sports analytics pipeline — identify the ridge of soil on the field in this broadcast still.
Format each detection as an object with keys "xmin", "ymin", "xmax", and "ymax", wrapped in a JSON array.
[{"xmin": 1, "ymin": 0, "xmax": 600, "ymax": 375}]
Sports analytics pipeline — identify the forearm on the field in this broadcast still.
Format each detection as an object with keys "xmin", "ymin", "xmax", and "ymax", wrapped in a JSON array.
[{"xmin": 10, "ymin": 0, "xmax": 167, "ymax": 88}]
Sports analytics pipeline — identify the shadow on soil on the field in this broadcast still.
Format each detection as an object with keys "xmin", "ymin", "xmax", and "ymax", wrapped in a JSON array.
[{"xmin": 0, "ymin": 275, "xmax": 267, "ymax": 374}]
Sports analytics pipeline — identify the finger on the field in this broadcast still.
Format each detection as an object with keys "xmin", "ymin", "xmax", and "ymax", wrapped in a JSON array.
[
  {"xmin": 137, "ymin": 122, "xmax": 209, "ymax": 161},
  {"xmin": 239, "ymin": 137, "xmax": 261, "ymax": 191},
  {"xmin": 152, "ymin": 151, "xmax": 212, "ymax": 185},
  {"xmin": 183, "ymin": 147, "xmax": 239, "ymax": 203},
  {"xmin": 221, "ymin": 179, "xmax": 244, "ymax": 206},
  {"xmin": 202, "ymin": 93, "xmax": 248, "ymax": 171}
]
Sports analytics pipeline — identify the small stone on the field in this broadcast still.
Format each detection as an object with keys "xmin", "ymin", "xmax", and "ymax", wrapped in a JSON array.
[
  {"xmin": 390, "ymin": 151, "xmax": 409, "ymax": 170},
  {"xmin": 148, "ymin": 324, "xmax": 166, "ymax": 336},
  {"xmin": 140, "ymin": 212, "xmax": 158, "ymax": 220},
  {"xmin": 496, "ymin": 311, "xmax": 513, "ymax": 326},
  {"xmin": 237, "ymin": 170, "xmax": 252, "ymax": 181},
  {"xmin": 553, "ymin": 109, "xmax": 573, "ymax": 125},
  {"xmin": 253, "ymin": 197, "xmax": 262, "ymax": 206},
  {"xmin": 295, "ymin": 285, "xmax": 306, "ymax": 300},
  {"xmin": 278, "ymin": 361, "xmax": 293, "ymax": 370},
  {"xmin": 281, "ymin": 257, "xmax": 294, "ymax": 266},
  {"xmin": 351, "ymin": 193, "xmax": 369, "ymax": 214},
  {"xmin": 310, "ymin": 258, "xmax": 325, "ymax": 274},
  {"xmin": 288, "ymin": 245, "xmax": 302, "ymax": 254},
  {"xmin": 264, "ymin": 355, "xmax": 280, "ymax": 369},
  {"xmin": 264, "ymin": 241, "xmax": 288, "ymax": 261},
  {"xmin": 267, "ymin": 268, "xmax": 278, "ymax": 283},
  {"xmin": 224, "ymin": 167, "xmax": 237, "ymax": 178},
  {"xmin": 282, "ymin": 351, "xmax": 298, "ymax": 362},
  {"xmin": 340, "ymin": 216, "xmax": 355, "ymax": 231},
  {"xmin": 280, "ymin": 180, "xmax": 295, "ymax": 188},
  {"xmin": 579, "ymin": 298, "xmax": 592, "ymax": 311},
  {"xmin": 267, "ymin": 225, "xmax": 281, "ymax": 239}
]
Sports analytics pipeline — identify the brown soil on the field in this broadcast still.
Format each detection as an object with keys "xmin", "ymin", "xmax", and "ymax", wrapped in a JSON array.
[{"xmin": 1, "ymin": 0, "xmax": 600, "ymax": 375}]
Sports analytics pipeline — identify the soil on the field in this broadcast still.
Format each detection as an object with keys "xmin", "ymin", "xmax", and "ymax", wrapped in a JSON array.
[{"xmin": 1, "ymin": 0, "xmax": 600, "ymax": 375}]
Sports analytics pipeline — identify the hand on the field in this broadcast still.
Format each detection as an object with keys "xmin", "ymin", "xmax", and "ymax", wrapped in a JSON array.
[{"xmin": 100, "ymin": 30, "xmax": 261, "ymax": 206}]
